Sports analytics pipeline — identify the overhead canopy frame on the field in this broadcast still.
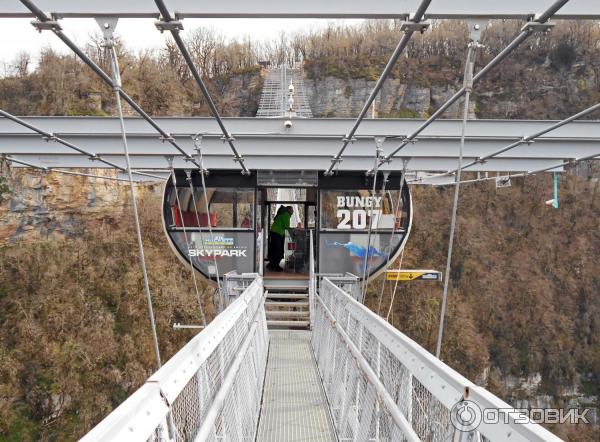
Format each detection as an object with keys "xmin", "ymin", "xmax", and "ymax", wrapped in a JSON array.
[
  {"xmin": 1, "ymin": 0, "xmax": 599, "ymax": 19},
  {"xmin": 0, "ymin": 0, "xmax": 597, "ymax": 178},
  {"xmin": 2, "ymin": 116, "xmax": 599, "ymax": 172}
]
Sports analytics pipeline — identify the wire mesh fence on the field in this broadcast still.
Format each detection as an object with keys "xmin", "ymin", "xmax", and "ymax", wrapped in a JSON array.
[
  {"xmin": 83, "ymin": 277, "xmax": 268, "ymax": 442},
  {"xmin": 311, "ymin": 277, "xmax": 561, "ymax": 442},
  {"xmin": 312, "ymin": 278, "xmax": 419, "ymax": 441}
]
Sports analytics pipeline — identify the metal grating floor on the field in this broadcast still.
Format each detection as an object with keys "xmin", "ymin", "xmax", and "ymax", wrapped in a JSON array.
[{"xmin": 256, "ymin": 330, "xmax": 337, "ymax": 442}]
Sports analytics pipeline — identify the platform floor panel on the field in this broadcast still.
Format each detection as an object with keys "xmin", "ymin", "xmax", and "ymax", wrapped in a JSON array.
[{"xmin": 257, "ymin": 330, "xmax": 337, "ymax": 442}]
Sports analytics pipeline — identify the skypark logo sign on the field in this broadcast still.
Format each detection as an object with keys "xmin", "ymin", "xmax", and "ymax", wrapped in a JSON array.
[
  {"xmin": 189, "ymin": 249, "xmax": 247, "ymax": 257},
  {"xmin": 188, "ymin": 235, "xmax": 248, "ymax": 258},
  {"xmin": 450, "ymin": 400, "xmax": 591, "ymax": 432}
]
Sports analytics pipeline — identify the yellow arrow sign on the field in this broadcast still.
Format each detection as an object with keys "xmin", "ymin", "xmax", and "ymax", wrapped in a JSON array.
[{"xmin": 386, "ymin": 269, "xmax": 443, "ymax": 282}]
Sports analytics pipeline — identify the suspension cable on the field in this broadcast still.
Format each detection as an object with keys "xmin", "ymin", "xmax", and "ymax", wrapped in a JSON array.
[
  {"xmin": 184, "ymin": 169, "xmax": 220, "ymax": 311},
  {"xmin": 107, "ymin": 40, "xmax": 162, "ymax": 369},
  {"xmin": 429, "ymin": 101, "xmax": 600, "ymax": 180},
  {"xmin": 527, "ymin": 152, "xmax": 600, "ymax": 175},
  {"xmin": 19, "ymin": 0, "xmax": 202, "ymax": 170},
  {"xmin": 434, "ymin": 42, "xmax": 479, "ymax": 359},
  {"xmin": 192, "ymin": 136, "xmax": 223, "ymax": 299},
  {"xmin": 371, "ymin": 0, "xmax": 570, "ymax": 173},
  {"xmin": 324, "ymin": 0, "xmax": 432, "ymax": 175},
  {"xmin": 153, "ymin": 0, "xmax": 249, "ymax": 175},
  {"xmin": 360, "ymin": 141, "xmax": 383, "ymax": 300},
  {"xmin": 3, "ymin": 155, "xmax": 153, "ymax": 183},
  {"xmin": 362, "ymin": 171, "xmax": 389, "ymax": 303},
  {"xmin": 0, "ymin": 109, "xmax": 165, "ymax": 181},
  {"xmin": 168, "ymin": 162, "xmax": 207, "ymax": 326},
  {"xmin": 386, "ymin": 248, "xmax": 405, "ymax": 322},
  {"xmin": 377, "ymin": 162, "xmax": 408, "ymax": 315}
]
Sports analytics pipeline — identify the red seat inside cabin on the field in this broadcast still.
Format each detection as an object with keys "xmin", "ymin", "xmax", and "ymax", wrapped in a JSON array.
[{"xmin": 172, "ymin": 204, "xmax": 217, "ymax": 227}]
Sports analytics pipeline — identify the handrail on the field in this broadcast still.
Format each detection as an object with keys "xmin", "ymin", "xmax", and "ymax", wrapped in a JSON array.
[
  {"xmin": 314, "ymin": 278, "xmax": 563, "ymax": 442},
  {"xmin": 82, "ymin": 277, "xmax": 267, "ymax": 441},
  {"xmin": 315, "ymin": 291, "xmax": 420, "ymax": 441}
]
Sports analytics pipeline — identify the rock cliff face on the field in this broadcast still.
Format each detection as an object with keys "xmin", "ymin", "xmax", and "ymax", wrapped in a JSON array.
[
  {"xmin": 304, "ymin": 77, "xmax": 475, "ymax": 118},
  {"xmin": 0, "ymin": 167, "xmax": 160, "ymax": 244}
]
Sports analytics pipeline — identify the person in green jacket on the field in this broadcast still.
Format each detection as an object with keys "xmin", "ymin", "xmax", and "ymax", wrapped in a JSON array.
[{"xmin": 267, "ymin": 206, "xmax": 293, "ymax": 271}]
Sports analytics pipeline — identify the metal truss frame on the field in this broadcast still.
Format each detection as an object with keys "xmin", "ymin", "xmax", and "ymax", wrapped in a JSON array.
[{"xmin": 0, "ymin": 0, "xmax": 596, "ymax": 177}]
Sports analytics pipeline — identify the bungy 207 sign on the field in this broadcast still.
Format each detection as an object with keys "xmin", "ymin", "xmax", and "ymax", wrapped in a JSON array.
[{"xmin": 336, "ymin": 196, "xmax": 382, "ymax": 230}]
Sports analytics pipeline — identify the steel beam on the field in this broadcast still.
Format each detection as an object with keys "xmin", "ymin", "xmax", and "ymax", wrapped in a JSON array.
[
  {"xmin": 1, "ymin": 0, "xmax": 599, "ymax": 19},
  {"xmin": 0, "ymin": 117, "xmax": 596, "ymax": 172},
  {"xmin": 325, "ymin": 0, "xmax": 432, "ymax": 174},
  {"xmin": 153, "ymin": 0, "xmax": 249, "ymax": 174},
  {"xmin": 3, "ymin": 135, "xmax": 598, "ymax": 158},
  {"xmin": 375, "ymin": 0, "xmax": 569, "ymax": 172},
  {"xmin": 1, "ymin": 117, "xmax": 599, "ymax": 139},
  {"xmin": 5, "ymin": 154, "xmax": 565, "ymax": 173}
]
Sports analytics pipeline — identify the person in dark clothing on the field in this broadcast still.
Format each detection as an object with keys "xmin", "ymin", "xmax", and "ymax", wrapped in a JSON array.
[{"xmin": 267, "ymin": 206, "xmax": 293, "ymax": 271}]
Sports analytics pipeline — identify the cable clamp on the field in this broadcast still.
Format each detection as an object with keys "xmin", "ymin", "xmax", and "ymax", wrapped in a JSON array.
[
  {"xmin": 155, "ymin": 19, "xmax": 184, "ymax": 33},
  {"xmin": 221, "ymin": 134, "xmax": 235, "ymax": 142},
  {"xmin": 400, "ymin": 20, "xmax": 431, "ymax": 34},
  {"xmin": 159, "ymin": 134, "xmax": 175, "ymax": 143},
  {"xmin": 233, "ymin": 156, "xmax": 245, "ymax": 164},
  {"xmin": 403, "ymin": 138, "xmax": 417, "ymax": 145},
  {"xmin": 521, "ymin": 21, "xmax": 555, "ymax": 34},
  {"xmin": 183, "ymin": 156, "xmax": 196, "ymax": 163},
  {"xmin": 342, "ymin": 135, "xmax": 357, "ymax": 143},
  {"xmin": 524, "ymin": 137, "xmax": 535, "ymax": 145},
  {"xmin": 31, "ymin": 20, "xmax": 62, "ymax": 33},
  {"xmin": 42, "ymin": 133, "xmax": 57, "ymax": 142}
]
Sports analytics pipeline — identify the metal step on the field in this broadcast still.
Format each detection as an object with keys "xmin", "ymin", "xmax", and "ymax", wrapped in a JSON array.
[
  {"xmin": 265, "ymin": 293, "xmax": 309, "ymax": 300},
  {"xmin": 267, "ymin": 320, "xmax": 310, "ymax": 328},
  {"xmin": 266, "ymin": 310, "xmax": 310, "ymax": 318},
  {"xmin": 265, "ymin": 301, "xmax": 309, "ymax": 308},
  {"xmin": 264, "ymin": 284, "xmax": 309, "ymax": 292}
]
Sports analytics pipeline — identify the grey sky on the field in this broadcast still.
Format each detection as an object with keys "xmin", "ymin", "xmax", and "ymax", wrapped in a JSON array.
[{"xmin": 0, "ymin": 17, "xmax": 363, "ymax": 65}]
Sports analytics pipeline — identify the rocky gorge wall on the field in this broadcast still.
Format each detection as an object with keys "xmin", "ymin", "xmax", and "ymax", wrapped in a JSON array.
[
  {"xmin": 304, "ymin": 77, "xmax": 474, "ymax": 118},
  {"xmin": 0, "ymin": 166, "xmax": 160, "ymax": 244}
]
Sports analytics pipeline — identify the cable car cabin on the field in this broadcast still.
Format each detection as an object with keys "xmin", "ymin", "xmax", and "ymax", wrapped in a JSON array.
[{"xmin": 162, "ymin": 170, "xmax": 412, "ymax": 285}]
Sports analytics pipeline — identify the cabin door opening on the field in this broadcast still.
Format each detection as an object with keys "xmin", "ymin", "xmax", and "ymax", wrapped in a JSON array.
[{"xmin": 259, "ymin": 187, "xmax": 317, "ymax": 279}]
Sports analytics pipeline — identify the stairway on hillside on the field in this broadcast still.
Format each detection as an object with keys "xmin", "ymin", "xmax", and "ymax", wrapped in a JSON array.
[{"xmin": 256, "ymin": 66, "xmax": 313, "ymax": 118}]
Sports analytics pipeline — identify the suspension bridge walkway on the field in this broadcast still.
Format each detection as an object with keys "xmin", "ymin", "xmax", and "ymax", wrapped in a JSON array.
[{"xmin": 81, "ymin": 238, "xmax": 561, "ymax": 442}]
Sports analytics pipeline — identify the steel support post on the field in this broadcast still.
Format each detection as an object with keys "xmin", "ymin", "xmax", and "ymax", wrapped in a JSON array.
[
  {"xmin": 153, "ymin": 0, "xmax": 249, "ymax": 175},
  {"xmin": 0, "ymin": 109, "xmax": 165, "ymax": 180},
  {"xmin": 20, "ymin": 0, "xmax": 203, "ymax": 171},
  {"xmin": 98, "ymin": 18, "xmax": 163, "ymax": 374},
  {"xmin": 374, "ymin": 0, "xmax": 570, "ymax": 172},
  {"xmin": 435, "ymin": 22, "xmax": 483, "ymax": 359},
  {"xmin": 325, "ymin": 0, "xmax": 432, "ymax": 175},
  {"xmin": 423, "ymin": 101, "xmax": 600, "ymax": 183}
]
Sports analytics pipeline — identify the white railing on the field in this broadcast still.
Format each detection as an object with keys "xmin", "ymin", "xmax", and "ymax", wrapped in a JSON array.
[
  {"xmin": 82, "ymin": 277, "xmax": 268, "ymax": 442},
  {"xmin": 312, "ymin": 278, "xmax": 562, "ymax": 442},
  {"xmin": 309, "ymin": 229, "xmax": 316, "ymax": 330}
]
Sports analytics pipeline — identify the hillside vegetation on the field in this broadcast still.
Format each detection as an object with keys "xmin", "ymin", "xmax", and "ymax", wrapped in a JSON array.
[
  {"xmin": 0, "ymin": 192, "xmax": 215, "ymax": 440},
  {"xmin": 1, "ymin": 20, "xmax": 599, "ymax": 119}
]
